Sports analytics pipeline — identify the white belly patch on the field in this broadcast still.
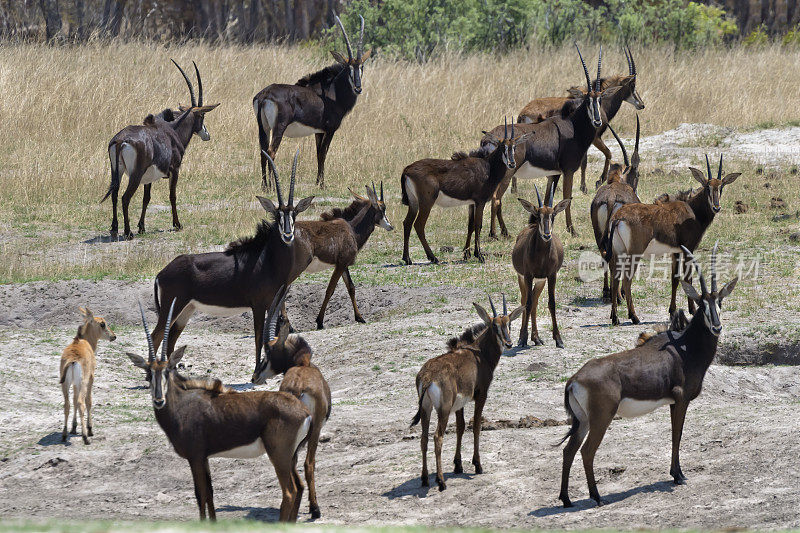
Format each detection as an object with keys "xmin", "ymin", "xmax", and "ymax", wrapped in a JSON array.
[
  {"xmin": 642, "ymin": 239, "xmax": 682, "ymax": 257},
  {"xmin": 284, "ymin": 121, "xmax": 324, "ymax": 138},
  {"xmin": 617, "ymin": 397, "xmax": 674, "ymax": 418},
  {"xmin": 190, "ymin": 299, "xmax": 249, "ymax": 317},
  {"xmin": 210, "ymin": 439, "xmax": 266, "ymax": 459},
  {"xmin": 306, "ymin": 257, "xmax": 334, "ymax": 274},
  {"xmin": 452, "ymin": 393, "xmax": 471, "ymax": 412},
  {"xmin": 435, "ymin": 192, "xmax": 474, "ymax": 208},
  {"xmin": 140, "ymin": 164, "xmax": 167, "ymax": 185},
  {"xmin": 514, "ymin": 162, "xmax": 555, "ymax": 180}
]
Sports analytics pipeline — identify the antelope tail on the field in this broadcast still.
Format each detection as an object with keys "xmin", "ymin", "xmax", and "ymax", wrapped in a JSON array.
[
  {"xmin": 555, "ymin": 384, "xmax": 579, "ymax": 447},
  {"xmin": 153, "ymin": 277, "xmax": 161, "ymax": 315},
  {"xmin": 409, "ymin": 385, "xmax": 428, "ymax": 427},
  {"xmin": 101, "ymin": 142, "xmax": 122, "ymax": 204},
  {"xmin": 400, "ymin": 174, "xmax": 409, "ymax": 206},
  {"xmin": 603, "ymin": 219, "xmax": 618, "ymax": 263}
]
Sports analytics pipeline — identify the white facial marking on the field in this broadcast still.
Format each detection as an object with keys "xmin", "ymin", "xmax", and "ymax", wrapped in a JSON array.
[
  {"xmin": 616, "ymin": 397, "xmax": 674, "ymax": 418},
  {"xmin": 198, "ymin": 123, "xmax": 210, "ymax": 141},
  {"xmin": 209, "ymin": 439, "xmax": 267, "ymax": 459},
  {"xmin": 434, "ymin": 192, "xmax": 474, "ymax": 208},
  {"xmin": 379, "ymin": 215, "xmax": 393, "ymax": 230}
]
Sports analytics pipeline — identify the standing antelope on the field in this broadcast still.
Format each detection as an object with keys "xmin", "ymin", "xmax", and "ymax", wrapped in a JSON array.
[
  {"xmin": 512, "ymin": 184, "xmax": 571, "ymax": 348},
  {"xmin": 607, "ymin": 155, "xmax": 740, "ymax": 325},
  {"xmin": 296, "ymin": 182, "xmax": 393, "ymax": 329},
  {"xmin": 150, "ymin": 151, "xmax": 314, "ymax": 373},
  {"xmin": 590, "ymin": 117, "xmax": 641, "ymax": 301},
  {"xmin": 558, "ymin": 245, "xmax": 738, "ymax": 507},
  {"xmin": 253, "ymin": 288, "xmax": 332, "ymax": 519},
  {"xmin": 127, "ymin": 301, "xmax": 311, "ymax": 522},
  {"xmin": 103, "ymin": 60, "xmax": 219, "ymax": 239},
  {"xmin": 254, "ymin": 14, "xmax": 369, "ymax": 188},
  {"xmin": 517, "ymin": 46, "xmax": 644, "ymax": 192},
  {"xmin": 410, "ymin": 295, "xmax": 523, "ymax": 491},
  {"xmin": 60, "ymin": 307, "xmax": 116, "ymax": 444},
  {"xmin": 400, "ymin": 119, "xmax": 529, "ymax": 265},
  {"xmin": 481, "ymin": 44, "xmax": 619, "ymax": 237}
]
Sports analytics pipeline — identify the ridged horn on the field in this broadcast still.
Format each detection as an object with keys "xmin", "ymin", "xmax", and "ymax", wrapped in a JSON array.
[
  {"xmin": 574, "ymin": 42, "xmax": 592, "ymax": 92},
  {"xmin": 171, "ymin": 59, "xmax": 197, "ymax": 108},
  {"xmin": 705, "ymin": 154, "xmax": 712, "ymax": 182},
  {"xmin": 711, "ymin": 240, "xmax": 719, "ymax": 294},
  {"xmin": 595, "ymin": 45, "xmax": 602, "ymax": 92},
  {"xmin": 681, "ymin": 246, "xmax": 708, "ymax": 296},
  {"xmin": 262, "ymin": 150, "xmax": 283, "ymax": 207},
  {"xmin": 487, "ymin": 293, "xmax": 497, "ymax": 318},
  {"xmin": 717, "ymin": 154, "xmax": 723, "ymax": 181},
  {"xmin": 607, "ymin": 123, "xmax": 629, "ymax": 168},
  {"xmin": 138, "ymin": 300, "xmax": 155, "ymax": 363},
  {"xmin": 289, "ymin": 148, "xmax": 299, "ymax": 207},
  {"xmin": 334, "ymin": 13, "xmax": 353, "ymax": 60},
  {"xmin": 357, "ymin": 14, "xmax": 365, "ymax": 58},
  {"xmin": 160, "ymin": 299, "xmax": 176, "ymax": 362},
  {"xmin": 192, "ymin": 61, "xmax": 203, "ymax": 106},
  {"xmin": 502, "ymin": 292, "xmax": 507, "ymax": 316},
  {"xmin": 534, "ymin": 183, "xmax": 542, "ymax": 208}
]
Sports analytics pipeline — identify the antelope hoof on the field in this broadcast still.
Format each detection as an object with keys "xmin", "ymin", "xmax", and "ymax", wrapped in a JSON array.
[
  {"xmin": 124, "ymin": 231, "xmax": 134, "ymax": 240},
  {"xmin": 595, "ymin": 179, "xmax": 603, "ymax": 189},
  {"xmin": 402, "ymin": 256, "xmax": 413, "ymax": 266},
  {"xmin": 487, "ymin": 233, "xmax": 499, "ymax": 241},
  {"xmin": 70, "ymin": 424, "xmax": 77, "ymax": 435},
  {"xmin": 137, "ymin": 225, "xmax": 145, "ymax": 235},
  {"xmin": 630, "ymin": 315, "xmax": 641, "ymax": 325},
  {"xmin": 559, "ymin": 493, "xmax": 573, "ymax": 508},
  {"xmin": 173, "ymin": 222, "xmax": 182, "ymax": 231},
  {"xmin": 310, "ymin": 504, "xmax": 321, "ymax": 519},
  {"xmin": 567, "ymin": 226, "xmax": 578, "ymax": 237},
  {"xmin": 500, "ymin": 230, "xmax": 510, "ymax": 239},
  {"xmin": 82, "ymin": 435, "xmax": 91, "ymax": 445},
  {"xmin": 437, "ymin": 478, "xmax": 446, "ymax": 491},
  {"xmin": 87, "ymin": 427, "xmax": 94, "ymax": 437},
  {"xmin": 554, "ymin": 336, "xmax": 564, "ymax": 349},
  {"xmin": 355, "ymin": 316, "xmax": 366, "ymax": 324},
  {"xmin": 428, "ymin": 256, "xmax": 440, "ymax": 265},
  {"xmin": 421, "ymin": 474, "xmax": 429, "ymax": 487},
  {"xmin": 475, "ymin": 251, "xmax": 486, "ymax": 263},
  {"xmin": 611, "ymin": 314, "xmax": 620, "ymax": 326},
  {"xmin": 316, "ymin": 320, "xmax": 325, "ymax": 330},
  {"xmin": 532, "ymin": 335, "xmax": 544, "ymax": 346},
  {"xmin": 474, "ymin": 464, "xmax": 483, "ymax": 475},
  {"xmin": 463, "ymin": 249, "xmax": 471, "ymax": 260},
  {"xmin": 453, "ymin": 458, "xmax": 463, "ymax": 474},
  {"xmin": 517, "ymin": 338, "xmax": 528, "ymax": 347},
  {"xmin": 110, "ymin": 229, "xmax": 118, "ymax": 239},
  {"xmin": 580, "ymin": 183, "xmax": 588, "ymax": 194},
  {"xmin": 61, "ymin": 432, "xmax": 67, "ymax": 442}
]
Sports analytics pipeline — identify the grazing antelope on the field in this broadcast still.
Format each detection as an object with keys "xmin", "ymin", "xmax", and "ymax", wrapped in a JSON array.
[
  {"xmin": 512, "ymin": 184, "xmax": 571, "ymax": 348},
  {"xmin": 400, "ymin": 119, "xmax": 530, "ymax": 265},
  {"xmin": 253, "ymin": 288, "xmax": 332, "ymax": 519},
  {"xmin": 590, "ymin": 117, "xmax": 641, "ymax": 301},
  {"xmin": 127, "ymin": 301, "xmax": 312, "ymax": 522},
  {"xmin": 517, "ymin": 46, "xmax": 644, "ymax": 192},
  {"xmin": 60, "ymin": 308, "xmax": 116, "ymax": 444},
  {"xmin": 481, "ymin": 44, "xmax": 619, "ymax": 237},
  {"xmin": 607, "ymin": 155, "xmax": 741, "ymax": 325},
  {"xmin": 150, "ymin": 151, "xmax": 314, "ymax": 373},
  {"xmin": 558, "ymin": 245, "xmax": 737, "ymax": 507},
  {"xmin": 410, "ymin": 295, "xmax": 523, "ymax": 491},
  {"xmin": 296, "ymin": 182, "xmax": 393, "ymax": 329},
  {"xmin": 254, "ymin": 14, "xmax": 369, "ymax": 188},
  {"xmin": 103, "ymin": 60, "xmax": 219, "ymax": 239}
]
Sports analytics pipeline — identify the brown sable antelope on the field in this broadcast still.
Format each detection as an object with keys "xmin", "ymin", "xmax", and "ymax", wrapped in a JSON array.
[
  {"xmin": 480, "ymin": 44, "xmax": 619, "ymax": 238},
  {"xmin": 558, "ymin": 245, "xmax": 738, "ymax": 507},
  {"xmin": 400, "ymin": 119, "xmax": 530, "ymax": 265},
  {"xmin": 150, "ymin": 150, "xmax": 314, "ymax": 374},
  {"xmin": 127, "ymin": 301, "xmax": 312, "ymax": 522},
  {"xmin": 102, "ymin": 60, "xmax": 219, "ymax": 239},
  {"xmin": 59, "ymin": 307, "xmax": 116, "ymax": 444},
  {"xmin": 606, "ymin": 154, "xmax": 740, "ymax": 325},
  {"xmin": 410, "ymin": 295, "xmax": 523, "ymax": 491},
  {"xmin": 512, "ymin": 184, "xmax": 571, "ymax": 348},
  {"xmin": 296, "ymin": 182, "xmax": 393, "ymax": 329},
  {"xmin": 253, "ymin": 287, "xmax": 332, "ymax": 519},
  {"xmin": 517, "ymin": 46, "xmax": 644, "ymax": 192},
  {"xmin": 253, "ymin": 14, "xmax": 370, "ymax": 188},
  {"xmin": 589, "ymin": 117, "xmax": 641, "ymax": 301}
]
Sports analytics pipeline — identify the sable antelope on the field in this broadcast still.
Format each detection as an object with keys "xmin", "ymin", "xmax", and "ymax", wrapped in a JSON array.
[
  {"xmin": 590, "ymin": 117, "xmax": 641, "ymax": 301},
  {"xmin": 400, "ymin": 119, "xmax": 530, "ymax": 265},
  {"xmin": 254, "ymin": 14, "xmax": 370, "ymax": 188},
  {"xmin": 150, "ymin": 151, "xmax": 314, "ymax": 373},
  {"xmin": 481, "ymin": 44, "xmax": 619, "ymax": 238},
  {"xmin": 558, "ymin": 245, "xmax": 738, "ymax": 507},
  {"xmin": 253, "ymin": 288, "xmax": 332, "ymax": 519},
  {"xmin": 512, "ymin": 184, "xmax": 571, "ymax": 348},
  {"xmin": 607, "ymin": 155, "xmax": 740, "ymax": 325},
  {"xmin": 59, "ymin": 307, "xmax": 116, "ymax": 444},
  {"xmin": 410, "ymin": 295, "xmax": 523, "ymax": 491},
  {"xmin": 103, "ymin": 60, "xmax": 219, "ymax": 239},
  {"xmin": 127, "ymin": 301, "xmax": 312, "ymax": 522},
  {"xmin": 296, "ymin": 182, "xmax": 393, "ymax": 329},
  {"xmin": 517, "ymin": 46, "xmax": 644, "ymax": 192}
]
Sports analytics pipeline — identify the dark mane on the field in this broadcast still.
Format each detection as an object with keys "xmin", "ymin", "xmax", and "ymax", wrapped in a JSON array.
[
  {"xmin": 653, "ymin": 187, "xmax": 699, "ymax": 205},
  {"xmin": 225, "ymin": 218, "xmax": 275, "ymax": 255},
  {"xmin": 144, "ymin": 108, "xmax": 176, "ymax": 126},
  {"xmin": 452, "ymin": 148, "xmax": 487, "ymax": 160},
  {"xmin": 560, "ymin": 97, "xmax": 583, "ymax": 118},
  {"xmin": 320, "ymin": 198, "xmax": 370, "ymax": 221},
  {"xmin": 447, "ymin": 323, "xmax": 488, "ymax": 351},
  {"xmin": 296, "ymin": 63, "xmax": 348, "ymax": 88},
  {"xmin": 174, "ymin": 373, "xmax": 229, "ymax": 395}
]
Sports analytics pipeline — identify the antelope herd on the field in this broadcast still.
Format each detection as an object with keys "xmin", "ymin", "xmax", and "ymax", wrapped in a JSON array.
[{"xmin": 48, "ymin": 18, "xmax": 752, "ymax": 524}]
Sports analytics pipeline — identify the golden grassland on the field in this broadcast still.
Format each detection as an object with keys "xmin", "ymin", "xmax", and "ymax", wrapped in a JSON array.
[{"xmin": 1, "ymin": 41, "xmax": 800, "ymax": 318}]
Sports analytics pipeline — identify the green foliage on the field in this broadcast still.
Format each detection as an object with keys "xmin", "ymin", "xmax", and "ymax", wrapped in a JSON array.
[
  {"xmin": 744, "ymin": 24, "xmax": 770, "ymax": 47},
  {"xmin": 781, "ymin": 24, "xmax": 800, "ymax": 46}
]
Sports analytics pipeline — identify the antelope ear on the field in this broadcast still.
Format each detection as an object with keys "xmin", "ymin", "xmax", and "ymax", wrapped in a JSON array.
[
  {"xmin": 566, "ymin": 86, "xmax": 584, "ymax": 98},
  {"xmin": 601, "ymin": 85, "xmax": 623, "ymax": 98},
  {"xmin": 257, "ymin": 195, "xmax": 278, "ymax": 215},
  {"xmin": 689, "ymin": 167, "xmax": 707, "ymax": 186},
  {"xmin": 553, "ymin": 198, "xmax": 571, "ymax": 216},
  {"xmin": 126, "ymin": 353, "xmax": 148, "ymax": 369},
  {"xmin": 168, "ymin": 345, "xmax": 188, "ymax": 369},
  {"xmin": 196, "ymin": 103, "xmax": 220, "ymax": 113},
  {"xmin": 620, "ymin": 75, "xmax": 636, "ymax": 86},
  {"xmin": 276, "ymin": 316, "xmax": 291, "ymax": 344},
  {"xmin": 517, "ymin": 197, "xmax": 537, "ymax": 214},
  {"xmin": 359, "ymin": 49, "xmax": 372, "ymax": 62},
  {"xmin": 680, "ymin": 281, "xmax": 702, "ymax": 302},
  {"xmin": 79, "ymin": 307, "xmax": 93, "ymax": 319},
  {"xmin": 514, "ymin": 132, "xmax": 533, "ymax": 145},
  {"xmin": 295, "ymin": 196, "xmax": 315, "ymax": 214},
  {"xmin": 481, "ymin": 131, "xmax": 499, "ymax": 144},
  {"xmin": 509, "ymin": 305, "xmax": 524, "ymax": 322},
  {"xmin": 473, "ymin": 302, "xmax": 492, "ymax": 325},
  {"xmin": 365, "ymin": 185, "xmax": 379, "ymax": 205},
  {"xmin": 722, "ymin": 172, "xmax": 741, "ymax": 186},
  {"xmin": 331, "ymin": 50, "xmax": 348, "ymax": 64},
  {"xmin": 348, "ymin": 187, "xmax": 367, "ymax": 201},
  {"xmin": 718, "ymin": 277, "xmax": 738, "ymax": 300}
]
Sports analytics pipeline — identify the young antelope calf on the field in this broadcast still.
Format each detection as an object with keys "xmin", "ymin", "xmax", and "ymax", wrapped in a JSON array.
[
  {"xmin": 253, "ymin": 287, "xmax": 332, "ymax": 519},
  {"xmin": 559, "ymin": 244, "xmax": 737, "ymax": 507},
  {"xmin": 411, "ymin": 295, "xmax": 523, "ymax": 491},
  {"xmin": 60, "ymin": 307, "xmax": 116, "ymax": 444}
]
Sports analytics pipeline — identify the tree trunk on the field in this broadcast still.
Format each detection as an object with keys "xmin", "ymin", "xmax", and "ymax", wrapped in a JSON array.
[{"xmin": 39, "ymin": 0, "xmax": 62, "ymax": 39}]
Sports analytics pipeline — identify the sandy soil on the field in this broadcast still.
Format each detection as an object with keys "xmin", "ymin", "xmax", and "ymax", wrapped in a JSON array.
[{"xmin": 1, "ymin": 280, "xmax": 798, "ymax": 529}]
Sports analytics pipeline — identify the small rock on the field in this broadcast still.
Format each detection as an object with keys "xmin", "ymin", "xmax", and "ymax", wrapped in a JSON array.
[
  {"xmin": 770, "ymin": 197, "xmax": 786, "ymax": 209},
  {"xmin": 526, "ymin": 362, "xmax": 548, "ymax": 372},
  {"xmin": 763, "ymin": 182, "xmax": 771, "ymax": 188},
  {"xmin": 609, "ymin": 465, "xmax": 627, "ymax": 476},
  {"xmin": 439, "ymin": 246, "xmax": 454, "ymax": 253},
  {"xmin": 319, "ymin": 434, "xmax": 332, "ymax": 443},
  {"xmin": 35, "ymin": 457, "xmax": 67, "ymax": 470},
  {"xmin": 734, "ymin": 201, "xmax": 748, "ymax": 214},
  {"xmin": 789, "ymin": 232, "xmax": 800, "ymax": 242}
]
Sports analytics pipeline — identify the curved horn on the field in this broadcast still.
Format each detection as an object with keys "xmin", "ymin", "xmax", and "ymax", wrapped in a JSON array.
[
  {"xmin": 624, "ymin": 45, "xmax": 632, "ymax": 76},
  {"xmin": 681, "ymin": 246, "xmax": 708, "ymax": 295},
  {"xmin": 334, "ymin": 13, "xmax": 354, "ymax": 60},
  {"xmin": 628, "ymin": 45, "xmax": 637, "ymax": 76},
  {"xmin": 289, "ymin": 148, "xmax": 299, "ymax": 207},
  {"xmin": 548, "ymin": 181, "xmax": 555, "ymax": 207},
  {"xmin": 357, "ymin": 14, "xmax": 365, "ymax": 58},
  {"xmin": 264, "ymin": 285, "xmax": 288, "ymax": 345},
  {"xmin": 504, "ymin": 116, "xmax": 508, "ymax": 140},
  {"xmin": 192, "ymin": 61, "xmax": 203, "ymax": 106},
  {"xmin": 632, "ymin": 115, "xmax": 641, "ymax": 169},
  {"xmin": 502, "ymin": 292, "xmax": 507, "ymax": 316},
  {"xmin": 574, "ymin": 42, "xmax": 592, "ymax": 92},
  {"xmin": 262, "ymin": 150, "xmax": 283, "ymax": 207},
  {"xmin": 171, "ymin": 59, "xmax": 196, "ymax": 108},
  {"xmin": 372, "ymin": 181, "xmax": 378, "ymax": 200},
  {"xmin": 717, "ymin": 154, "xmax": 723, "ymax": 181},
  {"xmin": 160, "ymin": 299, "xmax": 176, "ymax": 362},
  {"xmin": 380, "ymin": 181, "xmax": 384, "ymax": 202},
  {"xmin": 534, "ymin": 183, "xmax": 543, "ymax": 208},
  {"xmin": 607, "ymin": 124, "xmax": 629, "ymax": 168},
  {"xmin": 711, "ymin": 240, "xmax": 719, "ymax": 294},
  {"xmin": 487, "ymin": 293, "xmax": 497, "ymax": 318},
  {"xmin": 511, "ymin": 120, "xmax": 514, "ymax": 140},
  {"xmin": 138, "ymin": 300, "xmax": 156, "ymax": 363},
  {"xmin": 595, "ymin": 45, "xmax": 602, "ymax": 93},
  {"xmin": 705, "ymin": 154, "xmax": 712, "ymax": 181}
]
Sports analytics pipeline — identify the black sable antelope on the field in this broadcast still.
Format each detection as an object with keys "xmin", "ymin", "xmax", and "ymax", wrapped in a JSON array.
[
  {"xmin": 558, "ymin": 245, "xmax": 737, "ymax": 507},
  {"xmin": 411, "ymin": 295, "xmax": 523, "ymax": 491},
  {"xmin": 127, "ymin": 301, "xmax": 312, "ymax": 522},
  {"xmin": 150, "ymin": 151, "xmax": 314, "ymax": 372},
  {"xmin": 253, "ymin": 288, "xmax": 332, "ymax": 519},
  {"xmin": 253, "ymin": 14, "xmax": 369, "ymax": 188},
  {"xmin": 400, "ymin": 120, "xmax": 530, "ymax": 265},
  {"xmin": 103, "ymin": 60, "xmax": 219, "ymax": 239}
]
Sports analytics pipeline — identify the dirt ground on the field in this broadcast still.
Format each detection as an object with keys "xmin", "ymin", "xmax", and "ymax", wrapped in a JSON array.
[{"xmin": 1, "ymin": 279, "xmax": 798, "ymax": 529}]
